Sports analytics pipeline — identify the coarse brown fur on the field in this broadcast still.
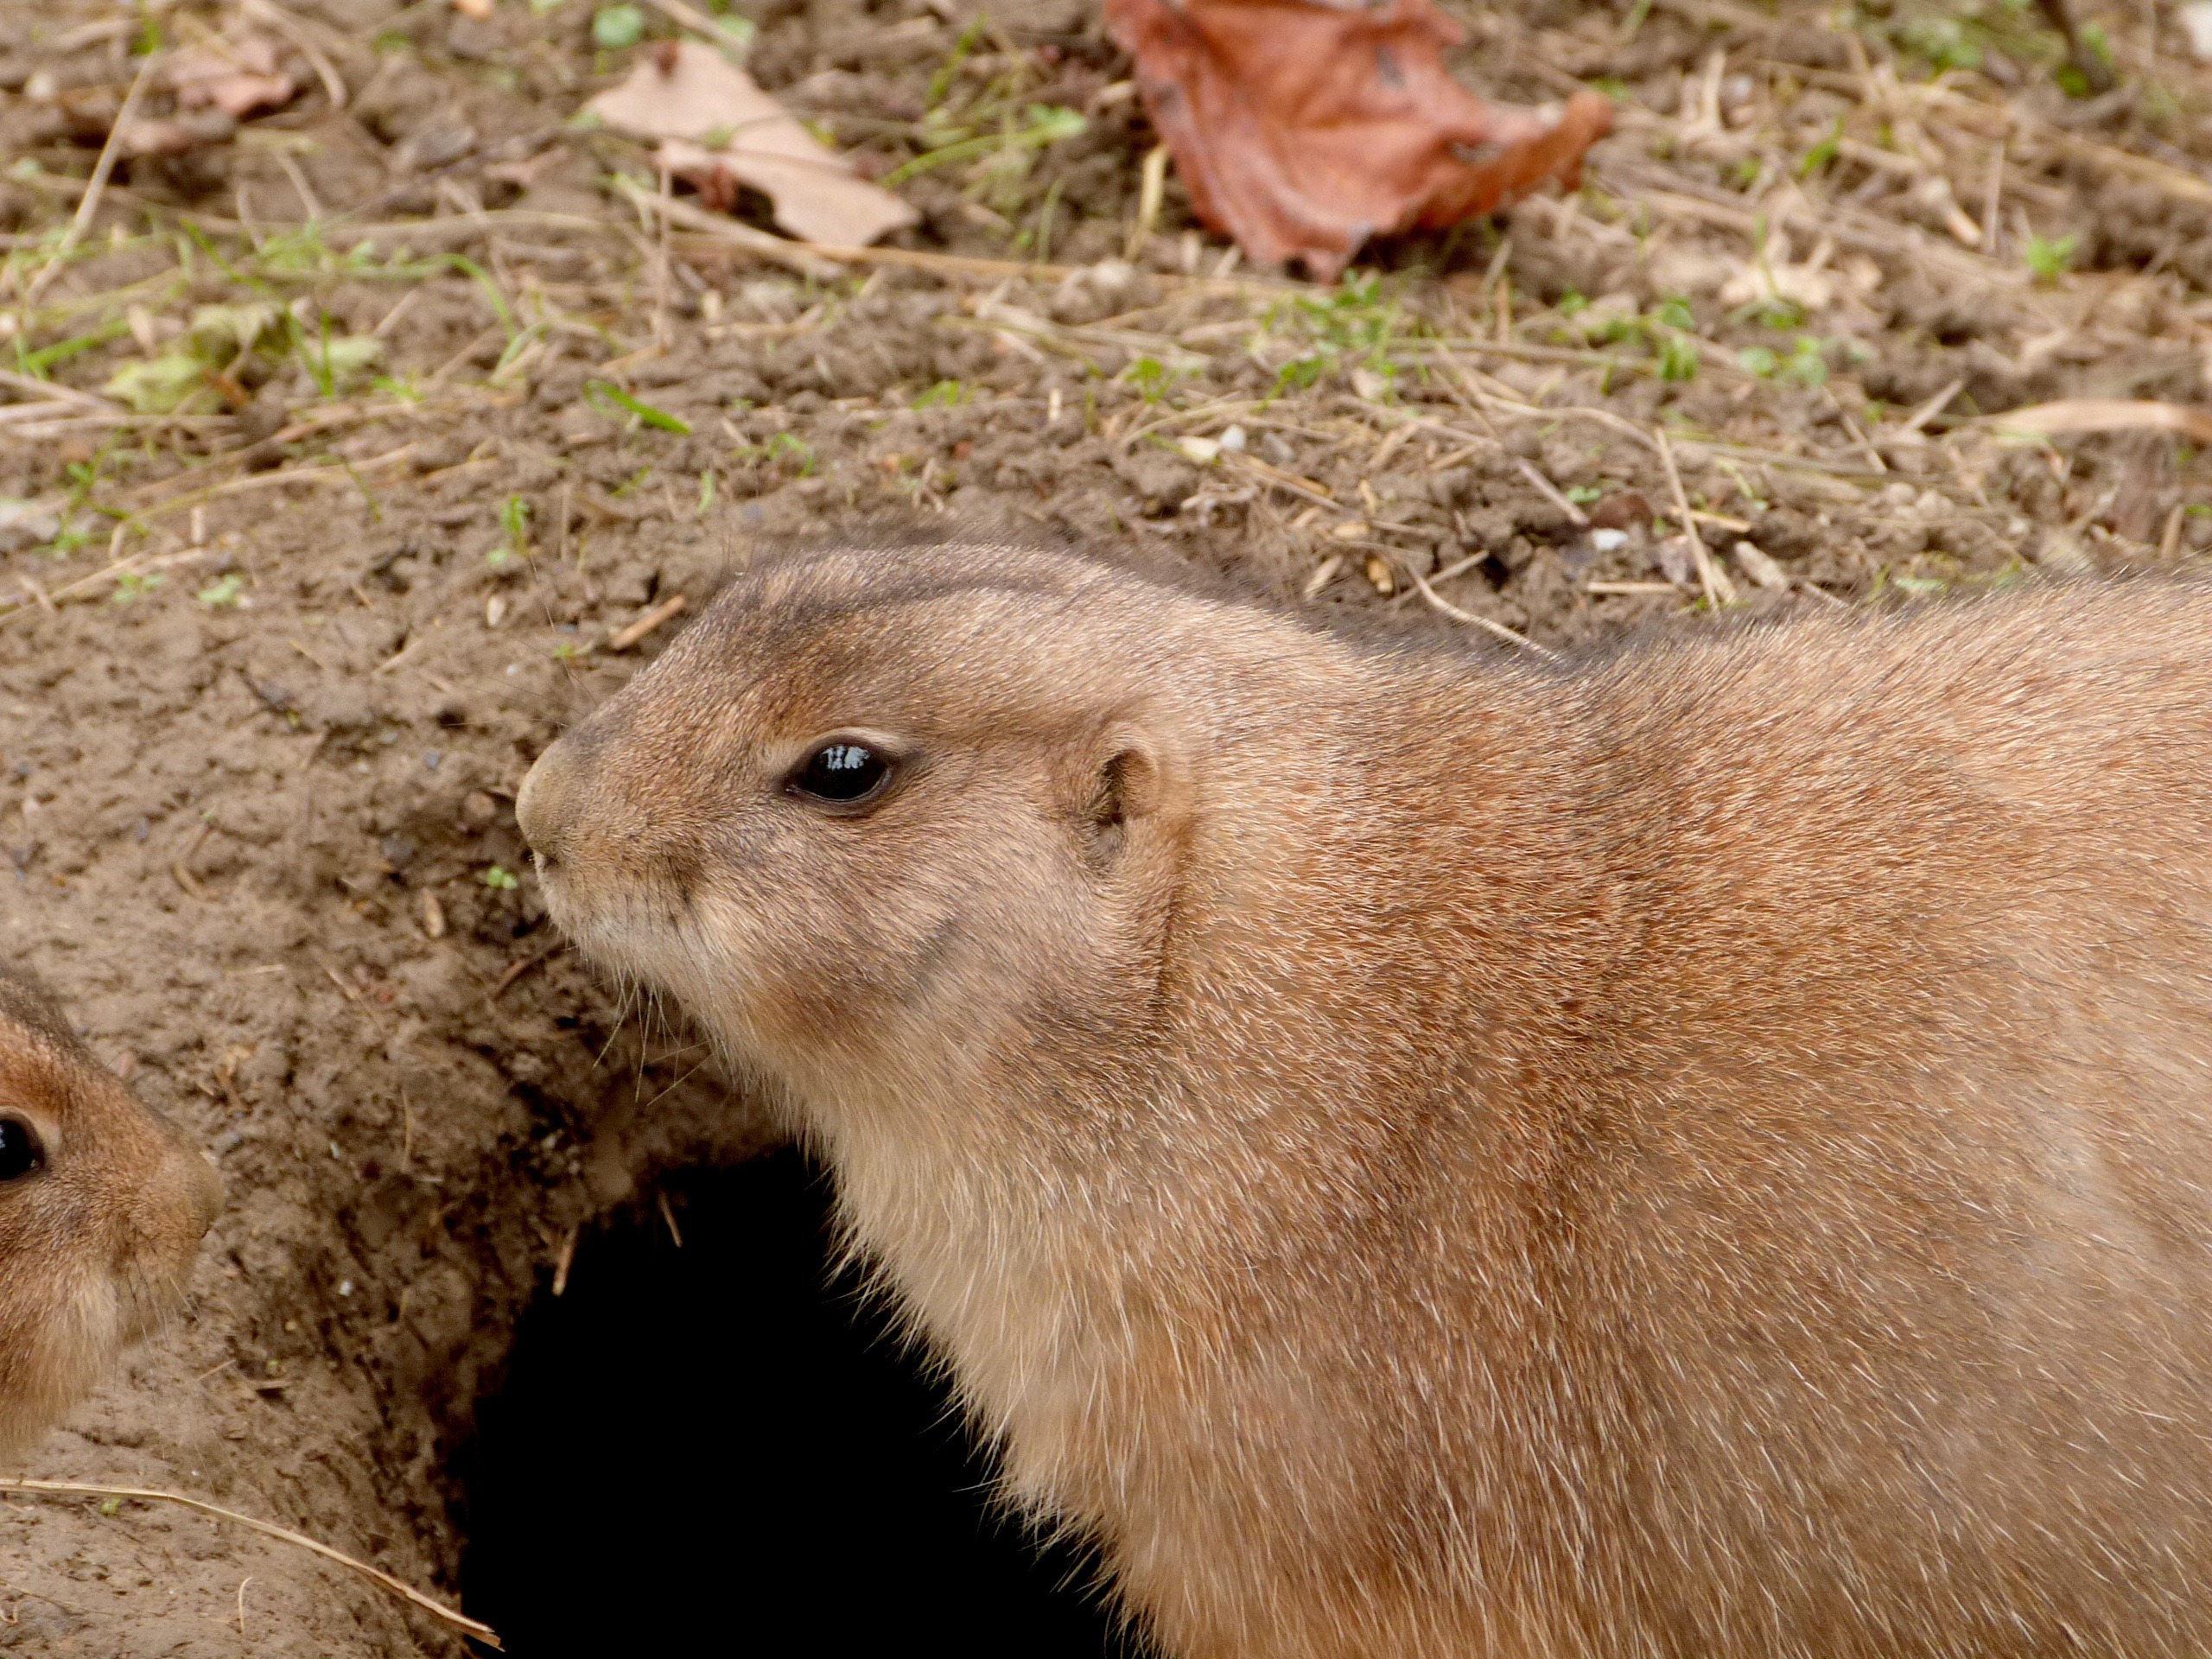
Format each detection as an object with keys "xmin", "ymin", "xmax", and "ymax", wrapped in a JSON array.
[
  {"xmin": 520, "ymin": 536, "xmax": 2212, "ymax": 1658},
  {"xmin": 0, "ymin": 962, "xmax": 221, "ymax": 1458}
]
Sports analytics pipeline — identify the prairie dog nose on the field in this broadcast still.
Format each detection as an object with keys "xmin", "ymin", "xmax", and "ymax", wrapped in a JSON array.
[{"xmin": 516, "ymin": 739, "xmax": 577, "ymax": 865}]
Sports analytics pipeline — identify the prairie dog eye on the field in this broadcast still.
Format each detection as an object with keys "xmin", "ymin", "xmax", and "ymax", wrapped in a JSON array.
[
  {"xmin": 788, "ymin": 740, "xmax": 893, "ymax": 806},
  {"xmin": 0, "ymin": 1118, "xmax": 44, "ymax": 1182}
]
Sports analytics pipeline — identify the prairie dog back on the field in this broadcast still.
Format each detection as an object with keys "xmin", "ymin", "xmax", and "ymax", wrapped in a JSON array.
[
  {"xmin": 0, "ymin": 965, "xmax": 222, "ymax": 1456},
  {"xmin": 521, "ymin": 540, "xmax": 2212, "ymax": 1659}
]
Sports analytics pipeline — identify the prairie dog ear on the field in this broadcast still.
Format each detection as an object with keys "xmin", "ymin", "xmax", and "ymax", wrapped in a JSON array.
[{"xmin": 1072, "ymin": 719, "xmax": 1182, "ymax": 868}]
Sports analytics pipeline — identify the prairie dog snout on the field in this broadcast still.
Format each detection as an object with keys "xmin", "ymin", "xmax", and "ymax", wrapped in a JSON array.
[{"xmin": 525, "ymin": 538, "xmax": 2212, "ymax": 1659}]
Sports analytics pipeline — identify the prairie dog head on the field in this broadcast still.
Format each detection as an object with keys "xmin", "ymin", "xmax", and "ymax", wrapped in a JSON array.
[
  {"xmin": 0, "ymin": 966, "xmax": 223, "ymax": 1458},
  {"xmin": 518, "ymin": 541, "xmax": 1269, "ymax": 1122}
]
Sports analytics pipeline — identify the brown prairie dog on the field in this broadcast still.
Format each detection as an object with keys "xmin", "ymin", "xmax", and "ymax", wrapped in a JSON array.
[
  {"xmin": 0, "ymin": 964, "xmax": 221, "ymax": 1457},
  {"xmin": 521, "ymin": 537, "xmax": 2212, "ymax": 1659}
]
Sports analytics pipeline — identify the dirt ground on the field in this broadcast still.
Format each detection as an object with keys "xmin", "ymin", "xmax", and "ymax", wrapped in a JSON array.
[{"xmin": 2, "ymin": 0, "xmax": 2210, "ymax": 1649}]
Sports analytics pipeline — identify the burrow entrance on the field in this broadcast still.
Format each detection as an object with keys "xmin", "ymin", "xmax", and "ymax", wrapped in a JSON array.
[{"xmin": 460, "ymin": 1147, "xmax": 1150, "ymax": 1656}]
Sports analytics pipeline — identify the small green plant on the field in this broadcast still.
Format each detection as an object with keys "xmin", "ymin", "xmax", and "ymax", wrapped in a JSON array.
[
  {"xmin": 748, "ymin": 430, "xmax": 817, "ymax": 476},
  {"xmin": 926, "ymin": 18, "xmax": 988, "ymax": 109},
  {"xmin": 1656, "ymin": 334, "xmax": 1700, "ymax": 382},
  {"xmin": 1797, "ymin": 118, "xmax": 1842, "ymax": 179},
  {"xmin": 1739, "ymin": 335, "xmax": 1830, "ymax": 387},
  {"xmin": 883, "ymin": 102, "xmax": 1087, "ymax": 195},
  {"xmin": 582, "ymin": 379, "xmax": 691, "ymax": 434},
  {"xmin": 1556, "ymin": 289, "xmax": 1588, "ymax": 318},
  {"xmin": 2024, "ymin": 232, "xmax": 2079, "ymax": 282},
  {"xmin": 483, "ymin": 864, "xmax": 520, "ymax": 892},
  {"xmin": 298, "ymin": 315, "xmax": 385, "ymax": 399},
  {"xmin": 913, "ymin": 378, "xmax": 969, "ymax": 409},
  {"xmin": 195, "ymin": 573, "xmax": 246, "ymax": 607},
  {"xmin": 592, "ymin": 4, "xmax": 645, "ymax": 49},
  {"xmin": 1782, "ymin": 335, "xmax": 1829, "ymax": 387},
  {"xmin": 111, "ymin": 571, "xmax": 163, "ymax": 604},
  {"xmin": 1125, "ymin": 355, "xmax": 1197, "ymax": 403},
  {"xmin": 1565, "ymin": 484, "xmax": 1604, "ymax": 505},
  {"xmin": 1898, "ymin": 14, "xmax": 1981, "ymax": 72},
  {"xmin": 499, "ymin": 493, "xmax": 531, "ymax": 553}
]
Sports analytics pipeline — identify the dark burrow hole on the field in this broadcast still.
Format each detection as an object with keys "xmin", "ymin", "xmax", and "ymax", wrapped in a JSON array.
[{"xmin": 461, "ymin": 1147, "xmax": 1150, "ymax": 1657}]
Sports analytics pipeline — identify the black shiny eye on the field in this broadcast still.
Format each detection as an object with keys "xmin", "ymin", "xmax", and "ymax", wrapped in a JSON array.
[
  {"xmin": 789, "ymin": 741, "xmax": 893, "ymax": 806},
  {"xmin": 0, "ymin": 1118, "xmax": 43, "ymax": 1182}
]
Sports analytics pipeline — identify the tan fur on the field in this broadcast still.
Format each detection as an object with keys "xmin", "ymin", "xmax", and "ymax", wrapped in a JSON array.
[
  {"xmin": 521, "ymin": 537, "xmax": 2212, "ymax": 1658},
  {"xmin": 0, "ymin": 966, "xmax": 221, "ymax": 1458}
]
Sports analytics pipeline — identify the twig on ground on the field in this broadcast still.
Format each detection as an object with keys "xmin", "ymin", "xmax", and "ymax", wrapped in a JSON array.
[
  {"xmin": 1900, "ymin": 378, "xmax": 1967, "ymax": 436},
  {"xmin": 1514, "ymin": 458, "xmax": 1591, "ymax": 527},
  {"xmin": 608, "ymin": 594, "xmax": 689, "ymax": 651},
  {"xmin": 0, "ymin": 1479, "xmax": 499, "ymax": 1649},
  {"xmin": 18, "ymin": 52, "xmax": 162, "ymax": 311},
  {"xmin": 1657, "ymin": 428, "xmax": 1737, "ymax": 610},
  {"xmin": 1403, "ymin": 564, "xmax": 1555, "ymax": 657}
]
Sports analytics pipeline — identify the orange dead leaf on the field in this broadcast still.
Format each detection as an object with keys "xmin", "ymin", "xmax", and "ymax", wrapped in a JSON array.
[{"xmin": 1104, "ymin": 0, "xmax": 1613, "ymax": 280}]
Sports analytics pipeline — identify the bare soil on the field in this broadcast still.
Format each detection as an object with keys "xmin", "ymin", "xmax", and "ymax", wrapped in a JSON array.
[{"xmin": 2, "ymin": 0, "xmax": 2210, "ymax": 1649}]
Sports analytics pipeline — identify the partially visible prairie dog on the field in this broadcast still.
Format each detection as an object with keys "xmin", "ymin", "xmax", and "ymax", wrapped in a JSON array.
[
  {"xmin": 0, "ymin": 963, "xmax": 221, "ymax": 1456},
  {"xmin": 522, "ymin": 538, "xmax": 2212, "ymax": 1659}
]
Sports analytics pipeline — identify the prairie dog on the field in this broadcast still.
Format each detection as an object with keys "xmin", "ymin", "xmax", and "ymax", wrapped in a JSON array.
[
  {"xmin": 521, "ymin": 538, "xmax": 2212, "ymax": 1658},
  {"xmin": 0, "ymin": 964, "xmax": 222, "ymax": 1455}
]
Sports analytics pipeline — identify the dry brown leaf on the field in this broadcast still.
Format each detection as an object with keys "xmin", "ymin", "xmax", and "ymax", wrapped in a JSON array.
[
  {"xmin": 1103, "ymin": 0, "xmax": 1612, "ymax": 280},
  {"xmin": 167, "ymin": 35, "xmax": 297, "ymax": 121},
  {"xmin": 1991, "ymin": 399, "xmax": 2212, "ymax": 444},
  {"xmin": 585, "ymin": 41, "xmax": 918, "ymax": 248}
]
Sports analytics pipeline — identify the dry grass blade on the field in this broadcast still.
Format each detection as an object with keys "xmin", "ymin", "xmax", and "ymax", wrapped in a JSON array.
[
  {"xmin": 19, "ymin": 52, "xmax": 162, "ymax": 311},
  {"xmin": 1403, "ymin": 565, "xmax": 1554, "ymax": 657},
  {"xmin": 0, "ymin": 369, "xmax": 119, "ymax": 411},
  {"xmin": 1987, "ymin": 400, "xmax": 2212, "ymax": 444},
  {"xmin": 608, "ymin": 593, "xmax": 688, "ymax": 651},
  {"xmin": 0, "ymin": 1479, "xmax": 499, "ymax": 1648},
  {"xmin": 1656, "ymin": 429, "xmax": 1736, "ymax": 611}
]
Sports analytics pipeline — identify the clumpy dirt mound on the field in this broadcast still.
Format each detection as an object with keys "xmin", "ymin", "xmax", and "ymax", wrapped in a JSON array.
[{"xmin": 3, "ymin": 0, "xmax": 2211, "ymax": 1649}]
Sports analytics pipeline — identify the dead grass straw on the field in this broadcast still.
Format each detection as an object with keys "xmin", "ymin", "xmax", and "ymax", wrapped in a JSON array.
[{"xmin": 0, "ymin": 1478, "xmax": 499, "ymax": 1648}]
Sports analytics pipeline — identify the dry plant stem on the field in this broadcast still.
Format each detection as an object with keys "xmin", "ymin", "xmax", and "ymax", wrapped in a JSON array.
[
  {"xmin": 0, "ymin": 1480, "xmax": 499, "ymax": 1649},
  {"xmin": 609, "ymin": 593, "xmax": 689, "ymax": 650},
  {"xmin": 1403, "ymin": 564, "xmax": 1553, "ymax": 656},
  {"xmin": 18, "ymin": 51, "xmax": 161, "ymax": 312},
  {"xmin": 1129, "ymin": 143, "xmax": 1169, "ymax": 262},
  {"xmin": 653, "ymin": 167, "xmax": 674, "ymax": 349},
  {"xmin": 1514, "ymin": 458, "xmax": 1591, "ymax": 526},
  {"xmin": 0, "ymin": 369, "xmax": 118, "ymax": 411},
  {"xmin": 1902, "ymin": 378, "xmax": 1967, "ymax": 435},
  {"xmin": 1657, "ymin": 428, "xmax": 1735, "ymax": 609},
  {"xmin": 240, "ymin": 0, "xmax": 348, "ymax": 110}
]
